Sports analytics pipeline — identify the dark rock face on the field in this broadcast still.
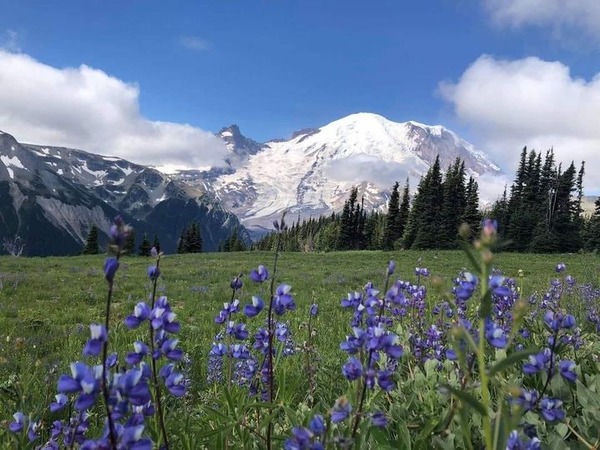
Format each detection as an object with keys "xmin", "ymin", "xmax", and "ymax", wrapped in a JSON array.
[{"xmin": 0, "ymin": 131, "xmax": 248, "ymax": 256}]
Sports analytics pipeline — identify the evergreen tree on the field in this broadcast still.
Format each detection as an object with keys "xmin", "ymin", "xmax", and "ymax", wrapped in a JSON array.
[
  {"xmin": 584, "ymin": 197, "xmax": 600, "ymax": 251},
  {"xmin": 439, "ymin": 159, "xmax": 467, "ymax": 248},
  {"xmin": 82, "ymin": 225, "xmax": 99, "ymax": 255},
  {"xmin": 337, "ymin": 187, "xmax": 358, "ymax": 250},
  {"xmin": 397, "ymin": 179, "xmax": 410, "ymax": 245},
  {"xmin": 124, "ymin": 229, "xmax": 136, "ymax": 255},
  {"xmin": 382, "ymin": 182, "xmax": 401, "ymax": 250},
  {"xmin": 139, "ymin": 233, "xmax": 152, "ymax": 257},
  {"xmin": 410, "ymin": 156, "xmax": 444, "ymax": 249},
  {"xmin": 152, "ymin": 234, "xmax": 161, "ymax": 253},
  {"xmin": 462, "ymin": 177, "xmax": 481, "ymax": 237}
]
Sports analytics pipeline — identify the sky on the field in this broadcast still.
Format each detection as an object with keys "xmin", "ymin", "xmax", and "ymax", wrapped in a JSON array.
[{"xmin": 0, "ymin": 0, "xmax": 599, "ymax": 194}]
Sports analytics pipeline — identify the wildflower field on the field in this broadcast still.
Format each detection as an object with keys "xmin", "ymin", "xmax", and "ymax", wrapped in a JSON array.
[{"xmin": 1, "ymin": 224, "xmax": 600, "ymax": 449}]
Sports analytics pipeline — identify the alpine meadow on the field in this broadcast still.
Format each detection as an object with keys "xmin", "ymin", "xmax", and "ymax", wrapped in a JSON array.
[{"xmin": 3, "ymin": 1, "xmax": 600, "ymax": 449}]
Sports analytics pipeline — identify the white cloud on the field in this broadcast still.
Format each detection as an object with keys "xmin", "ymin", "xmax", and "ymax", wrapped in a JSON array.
[
  {"xmin": 439, "ymin": 55, "xmax": 600, "ymax": 193},
  {"xmin": 179, "ymin": 36, "xmax": 211, "ymax": 51},
  {"xmin": 0, "ymin": 50, "xmax": 228, "ymax": 169},
  {"xmin": 483, "ymin": 0, "xmax": 600, "ymax": 43}
]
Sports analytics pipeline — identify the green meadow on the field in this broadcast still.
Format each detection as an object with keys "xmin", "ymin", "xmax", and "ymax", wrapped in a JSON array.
[{"xmin": 1, "ymin": 250, "xmax": 599, "ymax": 448}]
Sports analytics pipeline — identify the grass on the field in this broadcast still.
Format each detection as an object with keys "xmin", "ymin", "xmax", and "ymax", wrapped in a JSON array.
[{"xmin": 1, "ymin": 249, "xmax": 599, "ymax": 448}]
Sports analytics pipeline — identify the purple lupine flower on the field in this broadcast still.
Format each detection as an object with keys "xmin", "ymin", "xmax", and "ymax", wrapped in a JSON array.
[
  {"xmin": 125, "ymin": 302, "xmax": 151, "ymax": 329},
  {"xmin": 147, "ymin": 265, "xmax": 160, "ymax": 280},
  {"xmin": 49, "ymin": 394, "xmax": 68, "ymax": 412},
  {"xmin": 482, "ymin": 218, "xmax": 498, "ymax": 237},
  {"xmin": 104, "ymin": 257, "xmax": 119, "ymax": 282},
  {"xmin": 161, "ymin": 338, "xmax": 184, "ymax": 361},
  {"xmin": 309, "ymin": 303, "xmax": 319, "ymax": 316},
  {"xmin": 83, "ymin": 324, "xmax": 107, "ymax": 357},
  {"xmin": 126, "ymin": 341, "xmax": 149, "ymax": 365},
  {"xmin": 523, "ymin": 349, "xmax": 551, "ymax": 375},
  {"xmin": 230, "ymin": 276, "xmax": 243, "ymax": 291},
  {"xmin": 309, "ymin": 415, "xmax": 326, "ymax": 435},
  {"xmin": 555, "ymin": 263, "xmax": 566, "ymax": 273},
  {"xmin": 27, "ymin": 419, "xmax": 40, "ymax": 442},
  {"xmin": 230, "ymin": 344, "xmax": 250, "ymax": 359},
  {"xmin": 489, "ymin": 275, "xmax": 511, "ymax": 297},
  {"xmin": 485, "ymin": 319, "xmax": 507, "ymax": 349},
  {"xmin": 9, "ymin": 412, "xmax": 25, "ymax": 432},
  {"xmin": 455, "ymin": 273, "xmax": 478, "ymax": 301},
  {"xmin": 559, "ymin": 360, "xmax": 577, "ymax": 383},
  {"xmin": 57, "ymin": 362, "xmax": 101, "ymax": 410},
  {"xmin": 387, "ymin": 260, "xmax": 395, "ymax": 275},
  {"xmin": 342, "ymin": 357, "xmax": 363, "ymax": 381},
  {"xmin": 284, "ymin": 427, "xmax": 312, "ymax": 450},
  {"xmin": 249, "ymin": 265, "xmax": 269, "ymax": 283},
  {"xmin": 244, "ymin": 296, "xmax": 265, "ymax": 318},
  {"xmin": 377, "ymin": 369, "xmax": 395, "ymax": 391},
  {"xmin": 274, "ymin": 284, "xmax": 296, "ymax": 314},
  {"xmin": 540, "ymin": 397, "xmax": 565, "ymax": 422},
  {"xmin": 415, "ymin": 267, "xmax": 430, "ymax": 277},
  {"xmin": 331, "ymin": 397, "xmax": 352, "ymax": 423},
  {"xmin": 370, "ymin": 411, "xmax": 388, "ymax": 427},
  {"xmin": 513, "ymin": 388, "xmax": 538, "ymax": 412},
  {"xmin": 159, "ymin": 364, "xmax": 186, "ymax": 397}
]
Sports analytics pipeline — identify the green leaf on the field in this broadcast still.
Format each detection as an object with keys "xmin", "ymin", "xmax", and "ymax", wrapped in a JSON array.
[
  {"xmin": 440, "ymin": 383, "xmax": 487, "ymax": 417},
  {"xmin": 488, "ymin": 348, "xmax": 539, "ymax": 376}
]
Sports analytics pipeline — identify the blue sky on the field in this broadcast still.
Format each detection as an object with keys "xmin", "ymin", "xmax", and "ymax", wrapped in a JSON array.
[{"xmin": 1, "ymin": 0, "xmax": 600, "ymax": 191}]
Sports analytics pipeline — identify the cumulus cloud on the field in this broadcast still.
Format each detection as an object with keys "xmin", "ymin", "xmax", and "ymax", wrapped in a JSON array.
[
  {"xmin": 439, "ymin": 55, "xmax": 600, "ymax": 193},
  {"xmin": 483, "ymin": 0, "xmax": 600, "ymax": 43},
  {"xmin": 179, "ymin": 36, "xmax": 211, "ymax": 51},
  {"xmin": 0, "ymin": 50, "xmax": 227, "ymax": 169}
]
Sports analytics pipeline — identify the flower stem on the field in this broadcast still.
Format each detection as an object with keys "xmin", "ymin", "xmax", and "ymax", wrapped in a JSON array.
[
  {"xmin": 265, "ymin": 228, "xmax": 283, "ymax": 450},
  {"xmin": 477, "ymin": 263, "xmax": 493, "ymax": 450},
  {"xmin": 148, "ymin": 255, "xmax": 170, "ymax": 450},
  {"xmin": 102, "ymin": 278, "xmax": 118, "ymax": 449}
]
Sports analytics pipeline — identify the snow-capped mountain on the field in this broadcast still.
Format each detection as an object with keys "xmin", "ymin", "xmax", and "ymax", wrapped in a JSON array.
[
  {"xmin": 0, "ymin": 130, "xmax": 247, "ymax": 256},
  {"xmin": 177, "ymin": 112, "xmax": 501, "ymax": 233}
]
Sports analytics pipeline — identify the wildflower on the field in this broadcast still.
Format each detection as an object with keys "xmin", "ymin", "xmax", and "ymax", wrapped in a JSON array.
[
  {"xmin": 485, "ymin": 319, "xmax": 508, "ymax": 349},
  {"xmin": 83, "ymin": 324, "xmax": 107, "ymax": 357},
  {"xmin": 539, "ymin": 397, "xmax": 565, "ymax": 422},
  {"xmin": 230, "ymin": 276, "xmax": 243, "ymax": 291},
  {"xmin": 370, "ymin": 411, "xmax": 388, "ymax": 427},
  {"xmin": 9, "ymin": 412, "xmax": 25, "ymax": 433},
  {"xmin": 124, "ymin": 302, "xmax": 151, "ymax": 329},
  {"xmin": 126, "ymin": 342, "xmax": 149, "ymax": 365},
  {"xmin": 104, "ymin": 257, "xmax": 119, "ymax": 282},
  {"xmin": 243, "ymin": 296, "xmax": 265, "ymax": 318},
  {"xmin": 309, "ymin": 303, "xmax": 319, "ymax": 317},
  {"xmin": 147, "ymin": 265, "xmax": 160, "ymax": 281},
  {"xmin": 481, "ymin": 218, "xmax": 498, "ymax": 238},
  {"xmin": 555, "ymin": 263, "xmax": 566, "ymax": 273},
  {"xmin": 308, "ymin": 415, "xmax": 326, "ymax": 435},
  {"xmin": 387, "ymin": 260, "xmax": 395, "ymax": 275},
  {"xmin": 558, "ymin": 360, "xmax": 577, "ymax": 383},
  {"xmin": 342, "ymin": 357, "xmax": 363, "ymax": 381},
  {"xmin": 331, "ymin": 396, "xmax": 352, "ymax": 423},
  {"xmin": 249, "ymin": 265, "xmax": 269, "ymax": 283},
  {"xmin": 49, "ymin": 394, "xmax": 68, "ymax": 412},
  {"xmin": 57, "ymin": 362, "xmax": 101, "ymax": 410}
]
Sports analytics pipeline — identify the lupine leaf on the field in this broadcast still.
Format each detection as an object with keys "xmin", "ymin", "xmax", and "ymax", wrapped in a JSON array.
[
  {"xmin": 488, "ymin": 348, "xmax": 539, "ymax": 376},
  {"xmin": 440, "ymin": 384, "xmax": 487, "ymax": 416}
]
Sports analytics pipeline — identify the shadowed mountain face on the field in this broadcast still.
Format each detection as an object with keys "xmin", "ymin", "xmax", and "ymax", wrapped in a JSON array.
[
  {"xmin": 174, "ymin": 112, "xmax": 502, "ymax": 233},
  {"xmin": 0, "ymin": 131, "xmax": 247, "ymax": 256}
]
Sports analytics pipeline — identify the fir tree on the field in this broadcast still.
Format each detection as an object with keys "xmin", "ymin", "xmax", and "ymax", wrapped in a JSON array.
[
  {"xmin": 124, "ymin": 229, "xmax": 136, "ymax": 255},
  {"xmin": 138, "ymin": 233, "xmax": 152, "ymax": 257},
  {"xmin": 382, "ymin": 182, "xmax": 401, "ymax": 250},
  {"xmin": 82, "ymin": 225, "xmax": 99, "ymax": 255},
  {"xmin": 152, "ymin": 234, "xmax": 161, "ymax": 253}
]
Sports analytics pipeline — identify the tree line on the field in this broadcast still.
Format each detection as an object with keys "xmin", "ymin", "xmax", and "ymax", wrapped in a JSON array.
[
  {"xmin": 254, "ymin": 156, "xmax": 481, "ymax": 252},
  {"xmin": 255, "ymin": 151, "xmax": 597, "ymax": 253}
]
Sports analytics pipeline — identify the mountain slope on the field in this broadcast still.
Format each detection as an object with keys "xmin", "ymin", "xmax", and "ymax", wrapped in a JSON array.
[
  {"xmin": 177, "ymin": 112, "xmax": 501, "ymax": 232},
  {"xmin": 0, "ymin": 131, "xmax": 247, "ymax": 256}
]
